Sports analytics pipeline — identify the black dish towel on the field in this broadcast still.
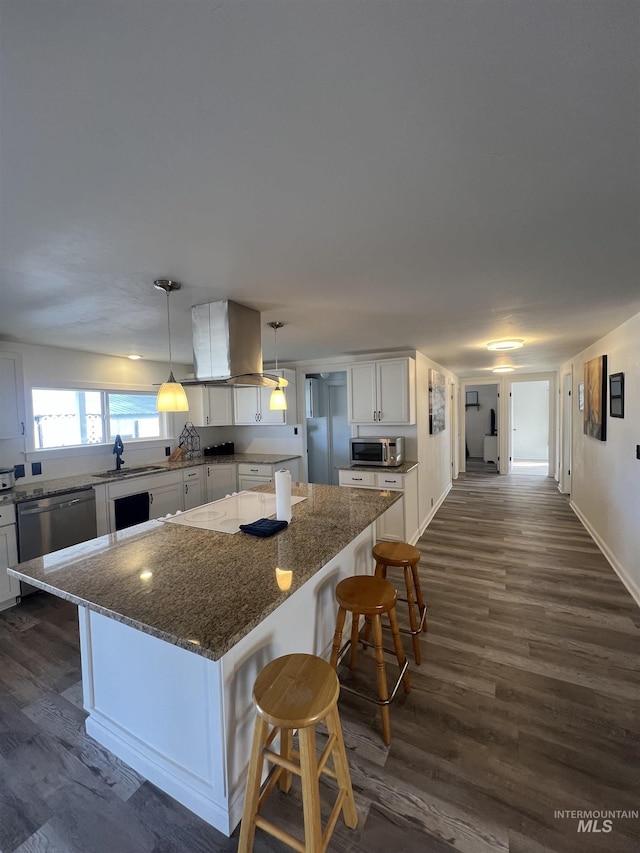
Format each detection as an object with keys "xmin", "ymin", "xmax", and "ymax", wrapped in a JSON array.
[{"xmin": 239, "ymin": 518, "xmax": 288, "ymax": 537}]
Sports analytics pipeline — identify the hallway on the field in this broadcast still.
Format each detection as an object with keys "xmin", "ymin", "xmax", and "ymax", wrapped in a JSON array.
[{"xmin": 0, "ymin": 470, "xmax": 639, "ymax": 852}]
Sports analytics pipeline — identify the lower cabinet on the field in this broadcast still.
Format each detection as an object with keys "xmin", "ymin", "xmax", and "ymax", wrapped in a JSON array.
[
  {"xmin": 183, "ymin": 467, "xmax": 204, "ymax": 510},
  {"xmin": 0, "ymin": 505, "xmax": 19, "ymax": 609},
  {"xmin": 149, "ymin": 477, "xmax": 184, "ymax": 520},
  {"xmin": 338, "ymin": 467, "xmax": 419, "ymax": 544},
  {"xmin": 207, "ymin": 464, "xmax": 237, "ymax": 502}
]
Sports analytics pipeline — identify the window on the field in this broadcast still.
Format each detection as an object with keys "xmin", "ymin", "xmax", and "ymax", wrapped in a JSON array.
[{"xmin": 32, "ymin": 389, "xmax": 163, "ymax": 450}]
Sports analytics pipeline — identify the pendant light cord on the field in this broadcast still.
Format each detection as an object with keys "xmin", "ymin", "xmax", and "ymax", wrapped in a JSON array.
[{"xmin": 165, "ymin": 290, "xmax": 174, "ymax": 375}]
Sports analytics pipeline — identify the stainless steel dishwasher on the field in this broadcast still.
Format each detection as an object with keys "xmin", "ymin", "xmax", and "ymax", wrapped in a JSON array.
[{"xmin": 16, "ymin": 488, "xmax": 97, "ymax": 596}]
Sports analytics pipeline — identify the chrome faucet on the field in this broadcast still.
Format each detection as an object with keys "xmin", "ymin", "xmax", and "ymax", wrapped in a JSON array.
[{"xmin": 113, "ymin": 435, "xmax": 125, "ymax": 471}]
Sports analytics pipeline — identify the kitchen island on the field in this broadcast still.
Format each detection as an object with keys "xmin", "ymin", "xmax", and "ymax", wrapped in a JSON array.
[{"xmin": 7, "ymin": 482, "xmax": 400, "ymax": 836}]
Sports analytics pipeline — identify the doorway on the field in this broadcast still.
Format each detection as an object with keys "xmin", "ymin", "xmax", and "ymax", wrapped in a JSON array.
[
  {"xmin": 510, "ymin": 380, "xmax": 550, "ymax": 475},
  {"xmin": 463, "ymin": 383, "xmax": 499, "ymax": 475},
  {"xmin": 305, "ymin": 372, "xmax": 350, "ymax": 485}
]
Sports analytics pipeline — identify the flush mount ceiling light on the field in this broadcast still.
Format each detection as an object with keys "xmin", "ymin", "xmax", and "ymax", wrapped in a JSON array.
[
  {"xmin": 486, "ymin": 339, "xmax": 524, "ymax": 352},
  {"xmin": 492, "ymin": 366, "xmax": 515, "ymax": 373},
  {"xmin": 154, "ymin": 280, "xmax": 189, "ymax": 412},
  {"xmin": 127, "ymin": 354, "xmax": 143, "ymax": 360},
  {"xmin": 267, "ymin": 321, "xmax": 287, "ymax": 411}
]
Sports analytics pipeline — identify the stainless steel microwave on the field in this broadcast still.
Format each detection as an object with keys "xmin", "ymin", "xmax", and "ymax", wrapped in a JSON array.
[{"xmin": 349, "ymin": 437, "xmax": 404, "ymax": 468}]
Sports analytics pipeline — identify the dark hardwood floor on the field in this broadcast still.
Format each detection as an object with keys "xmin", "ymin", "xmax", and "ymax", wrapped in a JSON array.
[{"xmin": 1, "ymin": 466, "xmax": 639, "ymax": 852}]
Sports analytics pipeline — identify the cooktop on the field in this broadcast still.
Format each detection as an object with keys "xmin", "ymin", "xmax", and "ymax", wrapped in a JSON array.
[{"xmin": 161, "ymin": 491, "xmax": 306, "ymax": 534}]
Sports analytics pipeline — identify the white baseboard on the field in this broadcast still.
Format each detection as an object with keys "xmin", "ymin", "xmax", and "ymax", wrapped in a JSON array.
[
  {"xmin": 419, "ymin": 482, "xmax": 452, "ymax": 537},
  {"xmin": 570, "ymin": 501, "xmax": 640, "ymax": 609}
]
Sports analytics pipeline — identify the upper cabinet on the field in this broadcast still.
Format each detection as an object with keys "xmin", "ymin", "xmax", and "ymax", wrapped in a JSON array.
[
  {"xmin": 233, "ymin": 369, "xmax": 298, "ymax": 426},
  {"xmin": 347, "ymin": 358, "xmax": 415, "ymax": 425},
  {"xmin": 0, "ymin": 352, "xmax": 26, "ymax": 439},
  {"xmin": 184, "ymin": 386, "xmax": 234, "ymax": 427}
]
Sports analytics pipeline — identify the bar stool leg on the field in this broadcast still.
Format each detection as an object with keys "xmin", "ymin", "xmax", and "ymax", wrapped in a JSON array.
[
  {"xmin": 330, "ymin": 606, "xmax": 347, "ymax": 669},
  {"xmin": 403, "ymin": 565, "xmax": 421, "ymax": 665},
  {"xmin": 349, "ymin": 612, "xmax": 360, "ymax": 670},
  {"xmin": 238, "ymin": 715, "xmax": 270, "ymax": 852},
  {"xmin": 411, "ymin": 562, "xmax": 428, "ymax": 632},
  {"xmin": 279, "ymin": 727, "xmax": 293, "ymax": 793},
  {"xmin": 325, "ymin": 705, "xmax": 358, "ymax": 829},
  {"xmin": 388, "ymin": 606, "xmax": 411, "ymax": 694},
  {"xmin": 298, "ymin": 725, "xmax": 323, "ymax": 851},
  {"xmin": 371, "ymin": 613, "xmax": 392, "ymax": 745}
]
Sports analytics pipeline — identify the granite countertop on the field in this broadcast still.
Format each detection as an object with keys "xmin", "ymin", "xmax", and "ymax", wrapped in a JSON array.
[
  {"xmin": 0, "ymin": 453, "xmax": 301, "ymax": 507},
  {"xmin": 337, "ymin": 460, "xmax": 418, "ymax": 474},
  {"xmin": 8, "ymin": 482, "xmax": 400, "ymax": 661}
]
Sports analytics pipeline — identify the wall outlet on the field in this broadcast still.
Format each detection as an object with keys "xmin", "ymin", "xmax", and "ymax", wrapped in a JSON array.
[
  {"xmin": 14, "ymin": 464, "xmax": 25, "ymax": 479},
  {"xmin": 31, "ymin": 462, "xmax": 42, "ymax": 476},
  {"xmin": 165, "ymin": 446, "xmax": 171, "ymax": 456}
]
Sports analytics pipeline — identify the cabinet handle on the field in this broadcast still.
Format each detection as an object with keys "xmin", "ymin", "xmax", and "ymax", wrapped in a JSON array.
[
  {"xmin": 21, "ymin": 421, "xmax": 25, "ymax": 435},
  {"xmin": 378, "ymin": 410, "xmax": 381, "ymax": 421},
  {"xmin": 250, "ymin": 468, "xmax": 258, "ymax": 473},
  {"xmin": 373, "ymin": 411, "xmax": 377, "ymax": 421},
  {"xmin": 352, "ymin": 477, "xmax": 363, "ymax": 481},
  {"xmin": 185, "ymin": 484, "xmax": 189, "ymax": 494},
  {"xmin": 150, "ymin": 493, "xmax": 154, "ymax": 504}
]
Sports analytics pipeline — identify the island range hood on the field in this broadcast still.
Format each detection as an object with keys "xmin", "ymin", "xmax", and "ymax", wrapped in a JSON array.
[{"xmin": 182, "ymin": 299, "xmax": 286, "ymax": 388}]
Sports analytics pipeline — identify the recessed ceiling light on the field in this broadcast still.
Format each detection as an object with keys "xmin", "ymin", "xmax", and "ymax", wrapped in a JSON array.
[
  {"xmin": 487, "ymin": 339, "xmax": 524, "ymax": 351},
  {"xmin": 492, "ymin": 366, "xmax": 515, "ymax": 373},
  {"xmin": 127, "ymin": 354, "xmax": 143, "ymax": 360}
]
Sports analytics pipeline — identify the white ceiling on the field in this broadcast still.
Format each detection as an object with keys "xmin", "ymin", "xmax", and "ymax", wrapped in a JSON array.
[{"xmin": 1, "ymin": 1, "xmax": 638, "ymax": 377}]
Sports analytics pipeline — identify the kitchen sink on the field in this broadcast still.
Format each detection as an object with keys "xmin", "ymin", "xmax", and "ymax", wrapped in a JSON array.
[{"xmin": 93, "ymin": 465, "xmax": 167, "ymax": 479}]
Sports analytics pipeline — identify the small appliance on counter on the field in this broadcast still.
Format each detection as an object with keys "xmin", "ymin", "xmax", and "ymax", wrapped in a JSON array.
[
  {"xmin": 0, "ymin": 467, "xmax": 16, "ymax": 491},
  {"xmin": 349, "ymin": 437, "xmax": 404, "ymax": 467},
  {"xmin": 204, "ymin": 442, "xmax": 235, "ymax": 456}
]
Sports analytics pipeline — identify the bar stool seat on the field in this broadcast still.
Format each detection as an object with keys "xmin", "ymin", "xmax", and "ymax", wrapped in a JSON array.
[
  {"xmin": 372, "ymin": 541, "xmax": 427, "ymax": 664},
  {"xmin": 239, "ymin": 653, "xmax": 357, "ymax": 853},
  {"xmin": 330, "ymin": 575, "xmax": 410, "ymax": 745}
]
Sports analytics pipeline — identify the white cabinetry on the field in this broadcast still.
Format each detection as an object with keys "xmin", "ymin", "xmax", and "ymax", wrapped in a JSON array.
[
  {"xmin": 0, "ymin": 504, "xmax": 20, "ymax": 609},
  {"xmin": 206, "ymin": 464, "xmax": 237, "ymax": 501},
  {"xmin": 100, "ymin": 471, "xmax": 184, "ymax": 532},
  {"xmin": 347, "ymin": 358, "xmax": 415, "ymax": 425},
  {"xmin": 185, "ymin": 386, "xmax": 234, "ymax": 427},
  {"xmin": 0, "ymin": 353, "xmax": 26, "ymax": 440},
  {"xmin": 183, "ymin": 466, "xmax": 204, "ymax": 510},
  {"xmin": 237, "ymin": 459, "xmax": 300, "ymax": 492},
  {"xmin": 338, "ymin": 466, "xmax": 419, "ymax": 544},
  {"xmin": 233, "ymin": 370, "xmax": 298, "ymax": 426},
  {"xmin": 483, "ymin": 435, "xmax": 498, "ymax": 464}
]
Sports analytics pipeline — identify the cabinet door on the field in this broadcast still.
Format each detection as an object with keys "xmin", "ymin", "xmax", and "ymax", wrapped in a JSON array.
[
  {"xmin": 184, "ymin": 386, "xmax": 207, "ymax": 427},
  {"xmin": 377, "ymin": 359, "xmax": 411, "ymax": 424},
  {"xmin": 234, "ymin": 387, "xmax": 260, "ymax": 424},
  {"xmin": 258, "ymin": 386, "xmax": 287, "ymax": 425},
  {"xmin": 206, "ymin": 387, "xmax": 234, "ymax": 426},
  {"xmin": 183, "ymin": 468, "xmax": 204, "ymax": 510},
  {"xmin": 348, "ymin": 362, "xmax": 377, "ymax": 424},
  {"xmin": 149, "ymin": 481, "xmax": 183, "ymax": 518},
  {"xmin": 376, "ymin": 492, "xmax": 405, "ymax": 542},
  {"xmin": 0, "ymin": 353, "xmax": 26, "ymax": 439},
  {"xmin": 0, "ymin": 524, "xmax": 20, "ymax": 607},
  {"xmin": 207, "ymin": 464, "xmax": 237, "ymax": 501}
]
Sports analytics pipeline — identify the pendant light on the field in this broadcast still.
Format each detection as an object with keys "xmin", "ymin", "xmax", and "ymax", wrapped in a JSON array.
[
  {"xmin": 154, "ymin": 280, "xmax": 189, "ymax": 412},
  {"xmin": 267, "ymin": 321, "xmax": 287, "ymax": 410}
]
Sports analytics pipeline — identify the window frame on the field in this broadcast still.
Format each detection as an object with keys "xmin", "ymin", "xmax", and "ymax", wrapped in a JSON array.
[{"xmin": 28, "ymin": 383, "xmax": 172, "ymax": 458}]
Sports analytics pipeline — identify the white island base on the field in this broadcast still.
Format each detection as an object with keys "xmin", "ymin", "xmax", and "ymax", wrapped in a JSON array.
[{"xmin": 78, "ymin": 526, "xmax": 373, "ymax": 836}]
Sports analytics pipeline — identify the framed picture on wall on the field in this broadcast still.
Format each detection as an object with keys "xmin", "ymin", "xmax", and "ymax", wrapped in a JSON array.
[
  {"xmin": 609, "ymin": 372, "xmax": 624, "ymax": 418},
  {"xmin": 584, "ymin": 354, "xmax": 607, "ymax": 441},
  {"xmin": 465, "ymin": 390, "xmax": 479, "ymax": 406},
  {"xmin": 429, "ymin": 369, "xmax": 446, "ymax": 434}
]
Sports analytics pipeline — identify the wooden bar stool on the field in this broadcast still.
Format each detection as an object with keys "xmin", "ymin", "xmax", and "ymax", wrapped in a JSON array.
[
  {"xmin": 239, "ymin": 653, "xmax": 357, "ymax": 853},
  {"xmin": 329, "ymin": 575, "xmax": 410, "ymax": 745},
  {"xmin": 372, "ymin": 542, "xmax": 427, "ymax": 665}
]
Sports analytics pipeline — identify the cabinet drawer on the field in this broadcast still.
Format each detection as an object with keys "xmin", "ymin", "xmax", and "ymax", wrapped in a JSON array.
[
  {"xmin": 0, "ymin": 504, "xmax": 16, "ymax": 527},
  {"xmin": 376, "ymin": 473, "xmax": 404, "ymax": 490},
  {"xmin": 237, "ymin": 463, "xmax": 272, "ymax": 477},
  {"xmin": 339, "ymin": 470, "xmax": 376, "ymax": 487},
  {"xmin": 182, "ymin": 467, "xmax": 202, "ymax": 482}
]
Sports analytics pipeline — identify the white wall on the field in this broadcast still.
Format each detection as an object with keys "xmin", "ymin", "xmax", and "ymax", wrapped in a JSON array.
[
  {"xmin": 0, "ymin": 340, "xmax": 189, "ymax": 483},
  {"xmin": 560, "ymin": 312, "xmax": 640, "ymax": 604}
]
